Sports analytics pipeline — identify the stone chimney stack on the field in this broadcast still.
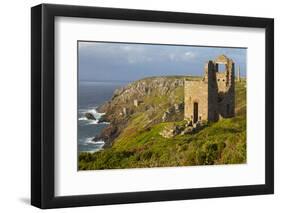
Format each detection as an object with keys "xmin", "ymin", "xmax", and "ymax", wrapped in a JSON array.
[{"xmin": 237, "ymin": 66, "xmax": 241, "ymax": 82}]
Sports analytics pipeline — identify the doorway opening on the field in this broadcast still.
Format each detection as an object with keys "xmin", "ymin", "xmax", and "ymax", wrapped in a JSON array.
[
  {"xmin": 193, "ymin": 102, "xmax": 198, "ymax": 123},
  {"xmin": 226, "ymin": 104, "xmax": 230, "ymax": 116}
]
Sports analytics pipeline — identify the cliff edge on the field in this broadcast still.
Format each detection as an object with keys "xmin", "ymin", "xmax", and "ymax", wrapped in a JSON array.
[{"xmin": 95, "ymin": 76, "xmax": 186, "ymax": 147}]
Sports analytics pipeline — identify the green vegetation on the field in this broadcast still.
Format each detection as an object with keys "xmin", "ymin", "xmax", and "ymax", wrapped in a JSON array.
[{"xmin": 79, "ymin": 79, "xmax": 247, "ymax": 170}]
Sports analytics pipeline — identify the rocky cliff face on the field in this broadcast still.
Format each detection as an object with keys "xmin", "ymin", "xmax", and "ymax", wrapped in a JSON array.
[{"xmin": 95, "ymin": 76, "xmax": 185, "ymax": 147}]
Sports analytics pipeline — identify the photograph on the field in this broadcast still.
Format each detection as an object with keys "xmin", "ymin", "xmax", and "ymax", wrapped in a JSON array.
[{"xmin": 77, "ymin": 41, "xmax": 247, "ymax": 170}]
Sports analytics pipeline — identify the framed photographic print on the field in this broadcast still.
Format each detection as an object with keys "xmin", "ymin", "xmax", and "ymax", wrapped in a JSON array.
[{"xmin": 31, "ymin": 3, "xmax": 274, "ymax": 209}]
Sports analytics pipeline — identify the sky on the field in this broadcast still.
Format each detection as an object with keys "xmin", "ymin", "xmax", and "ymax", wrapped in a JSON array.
[{"xmin": 78, "ymin": 41, "xmax": 247, "ymax": 82}]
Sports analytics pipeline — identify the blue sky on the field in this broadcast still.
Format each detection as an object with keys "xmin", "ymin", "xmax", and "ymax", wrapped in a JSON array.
[{"xmin": 78, "ymin": 41, "xmax": 247, "ymax": 82}]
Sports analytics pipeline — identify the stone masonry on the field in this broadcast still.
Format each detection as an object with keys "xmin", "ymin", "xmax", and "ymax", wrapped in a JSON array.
[{"xmin": 184, "ymin": 55, "xmax": 235, "ymax": 123}]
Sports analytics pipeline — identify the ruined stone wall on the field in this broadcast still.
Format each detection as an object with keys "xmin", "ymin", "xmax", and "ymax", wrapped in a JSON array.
[
  {"xmin": 184, "ymin": 80, "xmax": 208, "ymax": 122},
  {"xmin": 215, "ymin": 60, "xmax": 235, "ymax": 118},
  {"xmin": 201, "ymin": 60, "xmax": 219, "ymax": 122},
  {"xmin": 184, "ymin": 55, "xmax": 235, "ymax": 123},
  {"xmin": 207, "ymin": 72, "xmax": 219, "ymax": 121},
  {"xmin": 216, "ymin": 72, "xmax": 229, "ymax": 93}
]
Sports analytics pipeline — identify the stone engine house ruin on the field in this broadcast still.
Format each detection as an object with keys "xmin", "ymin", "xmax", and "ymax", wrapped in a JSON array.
[{"xmin": 184, "ymin": 55, "xmax": 235, "ymax": 123}]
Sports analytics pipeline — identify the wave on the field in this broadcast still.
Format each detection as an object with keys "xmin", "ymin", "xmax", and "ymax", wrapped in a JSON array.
[
  {"xmin": 87, "ymin": 120, "xmax": 99, "ymax": 125},
  {"xmin": 86, "ymin": 140, "xmax": 105, "ymax": 145},
  {"xmin": 81, "ymin": 137, "xmax": 105, "ymax": 146},
  {"xmin": 78, "ymin": 107, "xmax": 107, "ymax": 125},
  {"xmin": 78, "ymin": 117, "xmax": 88, "ymax": 121},
  {"xmin": 84, "ymin": 137, "xmax": 105, "ymax": 148},
  {"xmin": 79, "ymin": 137, "xmax": 105, "ymax": 153},
  {"xmin": 88, "ymin": 108, "xmax": 105, "ymax": 120},
  {"xmin": 79, "ymin": 119, "xmax": 109, "ymax": 125}
]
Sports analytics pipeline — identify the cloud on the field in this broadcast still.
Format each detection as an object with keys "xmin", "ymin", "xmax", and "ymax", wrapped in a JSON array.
[
  {"xmin": 119, "ymin": 45, "xmax": 144, "ymax": 52},
  {"xmin": 78, "ymin": 41, "xmax": 247, "ymax": 81},
  {"xmin": 79, "ymin": 41, "xmax": 198, "ymax": 64},
  {"xmin": 184, "ymin": 51, "xmax": 195, "ymax": 59},
  {"xmin": 167, "ymin": 51, "xmax": 196, "ymax": 62}
]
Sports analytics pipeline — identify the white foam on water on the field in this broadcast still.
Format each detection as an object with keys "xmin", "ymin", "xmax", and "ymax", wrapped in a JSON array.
[
  {"xmin": 87, "ymin": 120, "xmax": 99, "ymax": 125},
  {"xmin": 84, "ymin": 137, "xmax": 104, "ymax": 146},
  {"xmin": 87, "ymin": 140, "xmax": 105, "ymax": 145},
  {"xmin": 79, "ymin": 137, "xmax": 105, "ymax": 153},
  {"xmin": 88, "ymin": 108, "xmax": 105, "ymax": 120},
  {"xmin": 78, "ymin": 107, "xmax": 106, "ymax": 124},
  {"xmin": 78, "ymin": 107, "xmax": 108, "ymax": 152}
]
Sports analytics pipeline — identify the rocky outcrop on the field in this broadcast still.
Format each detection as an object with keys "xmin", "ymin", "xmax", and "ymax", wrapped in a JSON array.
[
  {"xmin": 85, "ymin": 112, "xmax": 96, "ymax": 120},
  {"xmin": 159, "ymin": 120, "xmax": 207, "ymax": 139},
  {"xmin": 159, "ymin": 125, "xmax": 184, "ymax": 138},
  {"xmin": 162, "ymin": 102, "xmax": 184, "ymax": 122},
  {"xmin": 95, "ymin": 76, "xmax": 185, "ymax": 147},
  {"xmin": 99, "ymin": 77, "xmax": 184, "ymax": 112}
]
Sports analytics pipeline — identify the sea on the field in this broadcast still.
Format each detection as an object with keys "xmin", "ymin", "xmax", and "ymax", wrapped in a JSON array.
[{"xmin": 78, "ymin": 81, "xmax": 127, "ymax": 153}]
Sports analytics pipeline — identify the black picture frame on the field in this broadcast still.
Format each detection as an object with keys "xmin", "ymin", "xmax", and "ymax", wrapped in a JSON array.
[{"xmin": 31, "ymin": 3, "xmax": 274, "ymax": 209}]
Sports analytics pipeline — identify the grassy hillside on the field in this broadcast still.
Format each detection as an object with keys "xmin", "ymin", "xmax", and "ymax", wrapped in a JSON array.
[{"xmin": 79, "ymin": 78, "xmax": 247, "ymax": 170}]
